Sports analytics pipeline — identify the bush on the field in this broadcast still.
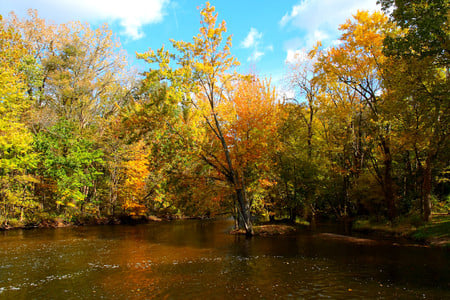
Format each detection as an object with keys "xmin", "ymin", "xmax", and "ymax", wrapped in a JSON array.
[
  {"xmin": 433, "ymin": 194, "xmax": 450, "ymax": 214},
  {"xmin": 7, "ymin": 218, "xmax": 24, "ymax": 228},
  {"xmin": 407, "ymin": 214, "xmax": 424, "ymax": 228}
]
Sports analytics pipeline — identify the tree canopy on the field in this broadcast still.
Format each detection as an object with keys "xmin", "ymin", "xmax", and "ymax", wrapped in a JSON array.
[{"xmin": 0, "ymin": 2, "xmax": 448, "ymax": 232}]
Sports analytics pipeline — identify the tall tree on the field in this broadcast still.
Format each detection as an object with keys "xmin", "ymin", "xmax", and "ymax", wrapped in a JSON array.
[
  {"xmin": 384, "ymin": 57, "xmax": 449, "ymax": 220},
  {"xmin": 42, "ymin": 21, "xmax": 128, "ymax": 129},
  {"xmin": 6, "ymin": 11, "xmax": 133, "ymax": 220},
  {"xmin": 218, "ymin": 76, "xmax": 280, "ymax": 228},
  {"xmin": 379, "ymin": 0, "xmax": 449, "ymax": 220},
  {"xmin": 378, "ymin": 0, "xmax": 449, "ymax": 65},
  {"xmin": 315, "ymin": 11, "xmax": 398, "ymax": 220},
  {"xmin": 138, "ymin": 2, "xmax": 280, "ymax": 235},
  {"xmin": 7, "ymin": 10, "xmax": 129, "ymax": 130},
  {"xmin": 0, "ymin": 15, "xmax": 38, "ymax": 224},
  {"xmin": 283, "ymin": 49, "xmax": 323, "ymax": 222},
  {"xmin": 35, "ymin": 120, "xmax": 104, "ymax": 218}
]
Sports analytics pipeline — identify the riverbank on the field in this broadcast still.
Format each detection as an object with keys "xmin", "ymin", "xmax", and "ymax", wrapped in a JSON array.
[
  {"xmin": 0, "ymin": 214, "xmax": 186, "ymax": 231},
  {"xmin": 230, "ymin": 216, "xmax": 449, "ymax": 248},
  {"xmin": 230, "ymin": 224, "xmax": 299, "ymax": 236},
  {"xmin": 352, "ymin": 215, "xmax": 450, "ymax": 247},
  {"xmin": 3, "ymin": 214, "xmax": 449, "ymax": 248}
]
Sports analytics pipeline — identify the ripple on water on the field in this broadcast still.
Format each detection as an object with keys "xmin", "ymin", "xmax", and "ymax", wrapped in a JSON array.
[{"xmin": 0, "ymin": 221, "xmax": 449, "ymax": 299}]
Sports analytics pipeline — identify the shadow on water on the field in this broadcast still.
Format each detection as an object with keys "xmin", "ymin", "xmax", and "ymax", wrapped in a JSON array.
[{"xmin": 0, "ymin": 219, "xmax": 449, "ymax": 299}]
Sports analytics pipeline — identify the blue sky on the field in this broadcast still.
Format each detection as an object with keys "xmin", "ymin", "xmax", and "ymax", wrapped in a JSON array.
[{"xmin": 1, "ymin": 0, "xmax": 380, "ymax": 89}]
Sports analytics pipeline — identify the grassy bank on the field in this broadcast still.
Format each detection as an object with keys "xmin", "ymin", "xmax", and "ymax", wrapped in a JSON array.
[{"xmin": 353, "ymin": 214, "xmax": 450, "ymax": 247}]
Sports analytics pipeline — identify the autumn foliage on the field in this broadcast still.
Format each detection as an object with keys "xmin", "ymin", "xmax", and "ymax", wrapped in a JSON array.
[{"xmin": 0, "ymin": 2, "xmax": 448, "ymax": 231}]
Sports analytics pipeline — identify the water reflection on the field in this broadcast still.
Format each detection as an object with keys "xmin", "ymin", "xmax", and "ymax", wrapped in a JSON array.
[{"xmin": 0, "ymin": 220, "xmax": 449, "ymax": 299}]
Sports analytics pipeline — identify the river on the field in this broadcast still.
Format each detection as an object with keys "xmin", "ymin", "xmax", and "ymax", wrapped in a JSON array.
[{"xmin": 0, "ymin": 220, "xmax": 449, "ymax": 299}]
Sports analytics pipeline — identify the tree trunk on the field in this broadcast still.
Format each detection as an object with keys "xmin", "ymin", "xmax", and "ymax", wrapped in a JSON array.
[
  {"xmin": 381, "ymin": 139, "xmax": 396, "ymax": 221},
  {"xmin": 384, "ymin": 155, "xmax": 395, "ymax": 220},
  {"xmin": 289, "ymin": 208, "xmax": 297, "ymax": 223},
  {"xmin": 269, "ymin": 214, "xmax": 275, "ymax": 222},
  {"xmin": 20, "ymin": 206, "xmax": 24, "ymax": 222},
  {"xmin": 233, "ymin": 200, "xmax": 240, "ymax": 230},
  {"xmin": 236, "ymin": 188, "xmax": 253, "ymax": 236},
  {"xmin": 422, "ymin": 157, "xmax": 432, "ymax": 222},
  {"xmin": 342, "ymin": 175, "xmax": 350, "ymax": 217},
  {"xmin": 309, "ymin": 206, "xmax": 317, "ymax": 230},
  {"xmin": 109, "ymin": 187, "xmax": 117, "ymax": 216}
]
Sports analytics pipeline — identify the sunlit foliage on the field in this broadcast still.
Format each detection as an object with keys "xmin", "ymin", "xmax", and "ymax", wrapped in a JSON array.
[{"xmin": 0, "ymin": 2, "xmax": 448, "ymax": 229}]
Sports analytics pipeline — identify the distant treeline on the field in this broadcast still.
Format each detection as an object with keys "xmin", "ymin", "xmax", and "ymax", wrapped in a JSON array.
[{"xmin": 0, "ymin": 1, "xmax": 448, "ymax": 235}]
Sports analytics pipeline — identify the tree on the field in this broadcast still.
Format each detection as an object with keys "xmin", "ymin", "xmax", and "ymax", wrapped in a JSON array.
[
  {"xmin": 0, "ymin": 15, "xmax": 38, "ymax": 225},
  {"xmin": 7, "ymin": 10, "xmax": 129, "ymax": 130},
  {"xmin": 382, "ymin": 53, "xmax": 449, "ymax": 221},
  {"xmin": 5, "ymin": 11, "xmax": 135, "ymax": 221},
  {"xmin": 35, "ymin": 120, "xmax": 104, "ymax": 218},
  {"xmin": 379, "ymin": 0, "xmax": 449, "ymax": 220},
  {"xmin": 43, "ymin": 22, "xmax": 127, "ymax": 129},
  {"xmin": 282, "ymin": 49, "xmax": 323, "ymax": 222},
  {"xmin": 138, "ymin": 2, "xmax": 280, "ymax": 235},
  {"xmin": 118, "ymin": 140, "xmax": 150, "ymax": 217},
  {"xmin": 315, "ymin": 75, "xmax": 367, "ymax": 218},
  {"xmin": 378, "ymin": 0, "xmax": 449, "ymax": 66},
  {"xmin": 315, "ymin": 11, "xmax": 399, "ymax": 220},
  {"xmin": 217, "ymin": 76, "xmax": 280, "ymax": 228}
]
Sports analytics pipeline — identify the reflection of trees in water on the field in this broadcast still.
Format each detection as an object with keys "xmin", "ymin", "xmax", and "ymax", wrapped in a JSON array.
[
  {"xmin": 97, "ymin": 228, "xmax": 217, "ymax": 298},
  {"xmin": 1, "ymin": 220, "xmax": 449, "ymax": 298}
]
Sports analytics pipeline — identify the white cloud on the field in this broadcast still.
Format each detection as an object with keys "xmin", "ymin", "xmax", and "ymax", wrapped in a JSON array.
[
  {"xmin": 285, "ymin": 49, "xmax": 308, "ymax": 64},
  {"xmin": 2, "ymin": 0, "xmax": 169, "ymax": 40},
  {"xmin": 280, "ymin": 88, "xmax": 296, "ymax": 101},
  {"xmin": 279, "ymin": 0, "xmax": 309, "ymax": 27},
  {"xmin": 241, "ymin": 27, "xmax": 266, "ymax": 62},
  {"xmin": 312, "ymin": 30, "xmax": 329, "ymax": 42},
  {"xmin": 241, "ymin": 28, "xmax": 263, "ymax": 49},
  {"xmin": 280, "ymin": 0, "xmax": 379, "ymax": 31},
  {"xmin": 280, "ymin": 0, "xmax": 379, "ymax": 64},
  {"xmin": 332, "ymin": 39, "xmax": 343, "ymax": 46},
  {"xmin": 248, "ymin": 50, "xmax": 264, "ymax": 62}
]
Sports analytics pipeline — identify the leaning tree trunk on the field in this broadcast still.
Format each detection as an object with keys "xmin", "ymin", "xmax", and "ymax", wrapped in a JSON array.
[{"xmin": 236, "ymin": 188, "xmax": 253, "ymax": 236}]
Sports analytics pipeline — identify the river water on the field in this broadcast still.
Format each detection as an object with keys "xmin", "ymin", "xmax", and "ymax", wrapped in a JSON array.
[{"xmin": 0, "ymin": 220, "xmax": 449, "ymax": 299}]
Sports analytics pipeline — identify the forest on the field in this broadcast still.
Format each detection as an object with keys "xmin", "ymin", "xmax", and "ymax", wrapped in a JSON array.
[{"xmin": 0, "ymin": 1, "xmax": 448, "ymax": 236}]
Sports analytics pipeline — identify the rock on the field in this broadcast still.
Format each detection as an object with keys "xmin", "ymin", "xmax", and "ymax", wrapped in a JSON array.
[{"xmin": 148, "ymin": 215, "xmax": 163, "ymax": 222}]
